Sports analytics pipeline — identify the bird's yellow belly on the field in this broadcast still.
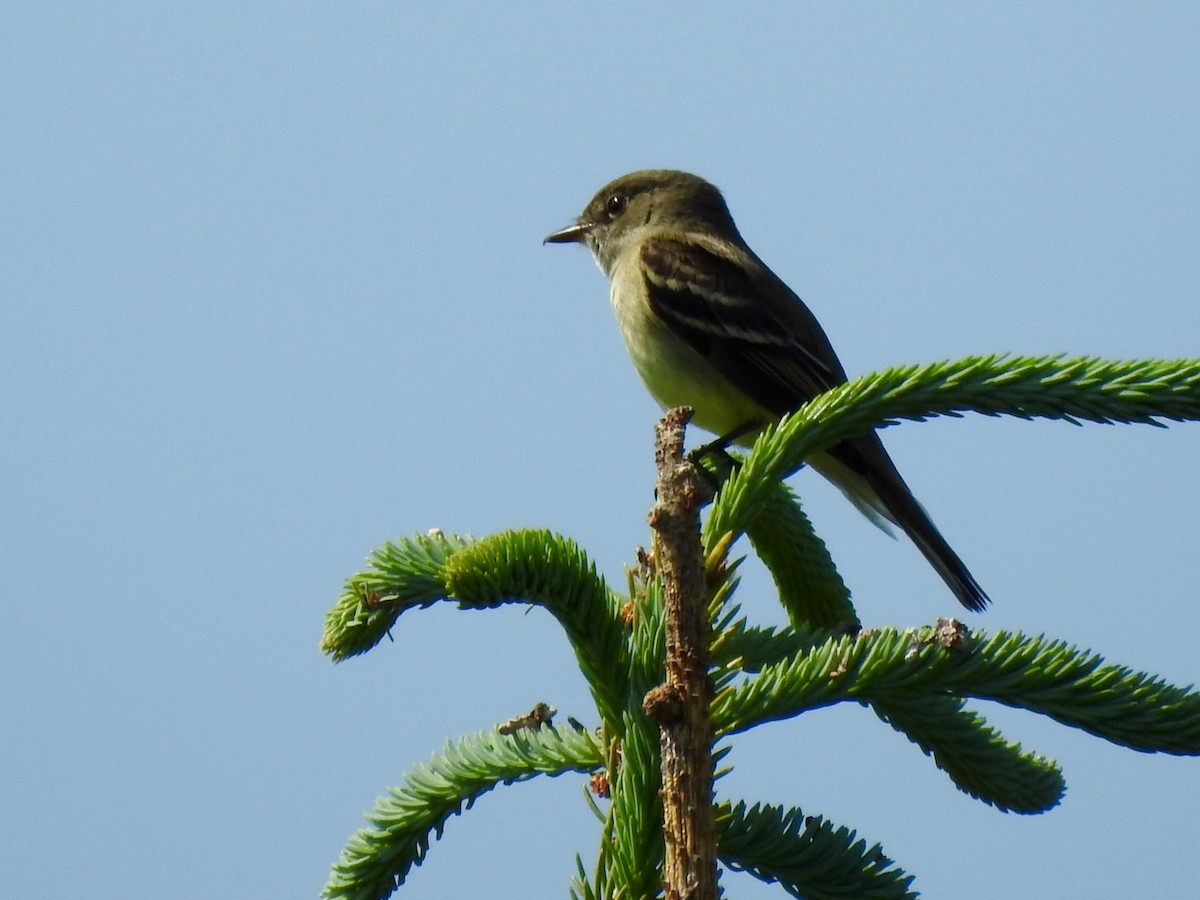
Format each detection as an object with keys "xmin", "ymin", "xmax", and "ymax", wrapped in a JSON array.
[{"xmin": 610, "ymin": 281, "xmax": 769, "ymax": 441}]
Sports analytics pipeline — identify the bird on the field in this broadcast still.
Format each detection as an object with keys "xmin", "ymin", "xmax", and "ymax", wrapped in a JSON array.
[{"xmin": 545, "ymin": 169, "xmax": 988, "ymax": 611}]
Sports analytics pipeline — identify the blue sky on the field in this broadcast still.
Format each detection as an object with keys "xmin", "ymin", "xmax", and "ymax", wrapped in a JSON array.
[{"xmin": 3, "ymin": 4, "xmax": 1198, "ymax": 898}]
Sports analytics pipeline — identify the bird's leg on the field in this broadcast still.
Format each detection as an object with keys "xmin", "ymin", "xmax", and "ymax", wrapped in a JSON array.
[
  {"xmin": 685, "ymin": 420, "xmax": 759, "ymax": 467},
  {"xmin": 684, "ymin": 421, "xmax": 763, "ymax": 491}
]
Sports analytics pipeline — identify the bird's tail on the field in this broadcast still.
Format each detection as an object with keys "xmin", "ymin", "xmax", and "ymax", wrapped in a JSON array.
[{"xmin": 810, "ymin": 440, "xmax": 990, "ymax": 612}]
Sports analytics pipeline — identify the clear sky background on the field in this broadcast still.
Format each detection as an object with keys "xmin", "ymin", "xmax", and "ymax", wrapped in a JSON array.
[{"xmin": 3, "ymin": 4, "xmax": 1198, "ymax": 898}]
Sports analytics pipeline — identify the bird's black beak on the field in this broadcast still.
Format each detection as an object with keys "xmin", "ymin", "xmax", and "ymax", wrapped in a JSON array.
[{"xmin": 543, "ymin": 221, "xmax": 593, "ymax": 245}]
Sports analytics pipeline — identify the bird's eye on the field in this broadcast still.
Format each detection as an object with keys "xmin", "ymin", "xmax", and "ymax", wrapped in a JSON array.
[{"xmin": 605, "ymin": 194, "xmax": 628, "ymax": 218}]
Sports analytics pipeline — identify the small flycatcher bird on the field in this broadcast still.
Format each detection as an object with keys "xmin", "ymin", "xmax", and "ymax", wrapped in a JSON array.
[{"xmin": 545, "ymin": 169, "xmax": 988, "ymax": 611}]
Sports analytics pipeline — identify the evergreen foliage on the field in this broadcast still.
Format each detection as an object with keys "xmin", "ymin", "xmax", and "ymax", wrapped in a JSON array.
[{"xmin": 321, "ymin": 355, "xmax": 1200, "ymax": 898}]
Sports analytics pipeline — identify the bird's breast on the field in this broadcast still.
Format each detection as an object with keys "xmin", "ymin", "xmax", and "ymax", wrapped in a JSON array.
[{"xmin": 607, "ymin": 259, "xmax": 769, "ymax": 439}]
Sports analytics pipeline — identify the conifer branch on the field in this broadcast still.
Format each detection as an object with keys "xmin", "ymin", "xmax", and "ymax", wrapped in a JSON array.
[
  {"xmin": 717, "ymin": 800, "xmax": 916, "ymax": 899},
  {"xmin": 322, "ymin": 727, "xmax": 602, "ymax": 900},
  {"xmin": 870, "ymin": 695, "xmax": 1064, "ymax": 813},
  {"xmin": 322, "ymin": 529, "xmax": 629, "ymax": 727},
  {"xmin": 714, "ymin": 626, "xmax": 1200, "ymax": 757},
  {"xmin": 709, "ymin": 355, "xmax": 1200, "ymax": 545}
]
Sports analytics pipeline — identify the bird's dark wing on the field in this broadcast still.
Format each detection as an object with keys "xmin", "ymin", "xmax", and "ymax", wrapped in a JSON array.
[
  {"xmin": 640, "ymin": 236, "xmax": 842, "ymax": 416},
  {"xmin": 641, "ymin": 238, "xmax": 989, "ymax": 611}
]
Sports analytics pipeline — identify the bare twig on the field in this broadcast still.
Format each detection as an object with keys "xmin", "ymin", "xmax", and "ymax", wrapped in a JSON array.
[{"xmin": 643, "ymin": 406, "xmax": 719, "ymax": 900}]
